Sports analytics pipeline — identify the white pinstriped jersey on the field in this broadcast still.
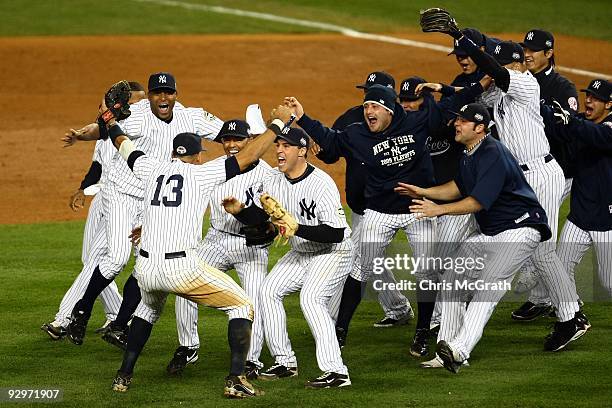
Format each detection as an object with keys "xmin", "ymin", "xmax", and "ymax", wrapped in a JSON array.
[
  {"xmin": 108, "ymin": 99, "xmax": 223, "ymax": 198},
  {"xmin": 257, "ymin": 165, "xmax": 351, "ymax": 253},
  {"xmin": 208, "ymin": 156, "xmax": 274, "ymax": 235},
  {"xmin": 479, "ymin": 69, "xmax": 550, "ymax": 163},
  {"xmin": 133, "ymin": 155, "xmax": 229, "ymax": 255},
  {"xmin": 92, "ymin": 138, "xmax": 116, "ymax": 185}
]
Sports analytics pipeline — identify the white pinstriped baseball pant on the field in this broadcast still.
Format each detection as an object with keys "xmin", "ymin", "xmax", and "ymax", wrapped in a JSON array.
[
  {"xmin": 558, "ymin": 220, "xmax": 612, "ymax": 298},
  {"xmin": 259, "ymin": 247, "xmax": 352, "ymax": 375},
  {"xmin": 174, "ymin": 230, "xmax": 268, "ymax": 367}
]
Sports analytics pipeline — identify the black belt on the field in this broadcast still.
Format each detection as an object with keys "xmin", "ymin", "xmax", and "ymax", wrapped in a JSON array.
[
  {"xmin": 139, "ymin": 249, "xmax": 186, "ymax": 260},
  {"xmin": 520, "ymin": 154, "xmax": 553, "ymax": 172}
]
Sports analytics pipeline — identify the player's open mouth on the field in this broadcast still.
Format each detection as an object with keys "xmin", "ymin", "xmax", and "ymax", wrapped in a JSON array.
[
  {"xmin": 277, "ymin": 155, "xmax": 286, "ymax": 165},
  {"xmin": 158, "ymin": 103, "xmax": 169, "ymax": 114},
  {"xmin": 229, "ymin": 148, "xmax": 239, "ymax": 155},
  {"xmin": 585, "ymin": 106, "xmax": 594, "ymax": 116},
  {"xmin": 367, "ymin": 116, "xmax": 377, "ymax": 126}
]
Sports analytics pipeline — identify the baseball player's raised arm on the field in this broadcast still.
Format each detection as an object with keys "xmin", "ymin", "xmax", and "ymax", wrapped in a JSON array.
[
  {"xmin": 456, "ymin": 36, "xmax": 510, "ymax": 92},
  {"xmin": 297, "ymin": 115, "xmax": 349, "ymax": 159},
  {"xmin": 232, "ymin": 105, "xmax": 294, "ymax": 174}
]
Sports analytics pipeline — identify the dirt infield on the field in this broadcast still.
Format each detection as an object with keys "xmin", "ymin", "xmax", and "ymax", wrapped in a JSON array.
[{"xmin": 1, "ymin": 33, "xmax": 610, "ymax": 224}]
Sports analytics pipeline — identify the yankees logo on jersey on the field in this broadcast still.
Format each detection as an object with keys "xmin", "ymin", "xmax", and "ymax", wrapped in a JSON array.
[{"xmin": 257, "ymin": 165, "xmax": 351, "ymax": 252}]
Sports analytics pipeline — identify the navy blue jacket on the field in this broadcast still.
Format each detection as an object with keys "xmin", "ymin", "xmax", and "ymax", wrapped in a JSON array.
[
  {"xmin": 541, "ymin": 107, "xmax": 612, "ymax": 231},
  {"xmin": 456, "ymin": 136, "xmax": 551, "ymax": 240}
]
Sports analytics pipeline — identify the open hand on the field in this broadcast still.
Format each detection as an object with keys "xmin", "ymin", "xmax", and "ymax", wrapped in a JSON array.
[{"xmin": 222, "ymin": 196, "xmax": 245, "ymax": 215}]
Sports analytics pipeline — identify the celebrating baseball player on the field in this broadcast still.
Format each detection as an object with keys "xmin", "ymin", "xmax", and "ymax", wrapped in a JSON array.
[
  {"xmin": 317, "ymin": 71, "xmax": 415, "ymax": 328},
  {"xmin": 224, "ymin": 127, "xmax": 353, "ymax": 388},
  {"xmin": 60, "ymin": 73, "xmax": 224, "ymax": 347},
  {"xmin": 542, "ymin": 79, "xmax": 612, "ymax": 301},
  {"xmin": 42, "ymin": 82, "xmax": 146, "ymax": 340},
  {"xmin": 396, "ymin": 102, "xmax": 588, "ymax": 373},
  {"xmin": 96, "ymin": 84, "xmax": 294, "ymax": 397},
  {"xmin": 512, "ymin": 29, "xmax": 581, "ymax": 320},
  {"xmin": 169, "ymin": 119, "xmax": 275, "ymax": 377}
]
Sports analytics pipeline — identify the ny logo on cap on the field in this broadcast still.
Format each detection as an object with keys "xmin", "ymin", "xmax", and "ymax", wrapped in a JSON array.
[
  {"xmin": 494, "ymin": 45, "xmax": 501, "ymax": 54},
  {"xmin": 159, "ymin": 75, "xmax": 167, "ymax": 84},
  {"xmin": 593, "ymin": 81, "xmax": 602, "ymax": 89},
  {"xmin": 368, "ymin": 73, "xmax": 376, "ymax": 82},
  {"xmin": 228, "ymin": 122, "xmax": 236, "ymax": 131},
  {"xmin": 402, "ymin": 82, "xmax": 410, "ymax": 91},
  {"xmin": 176, "ymin": 146, "xmax": 186, "ymax": 155},
  {"xmin": 527, "ymin": 32, "xmax": 534, "ymax": 40},
  {"xmin": 460, "ymin": 105, "xmax": 468, "ymax": 112},
  {"xmin": 474, "ymin": 113, "xmax": 483, "ymax": 121},
  {"xmin": 281, "ymin": 126, "xmax": 290, "ymax": 135}
]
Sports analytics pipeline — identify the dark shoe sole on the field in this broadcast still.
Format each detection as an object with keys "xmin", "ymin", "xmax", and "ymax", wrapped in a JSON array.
[
  {"xmin": 548, "ymin": 328, "xmax": 588, "ymax": 352},
  {"xmin": 511, "ymin": 306, "xmax": 553, "ymax": 322},
  {"xmin": 436, "ymin": 341, "xmax": 462, "ymax": 374}
]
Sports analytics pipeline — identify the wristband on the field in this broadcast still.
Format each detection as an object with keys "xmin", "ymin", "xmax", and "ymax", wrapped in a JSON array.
[
  {"xmin": 108, "ymin": 124, "xmax": 125, "ymax": 144},
  {"xmin": 100, "ymin": 109, "xmax": 115, "ymax": 124}
]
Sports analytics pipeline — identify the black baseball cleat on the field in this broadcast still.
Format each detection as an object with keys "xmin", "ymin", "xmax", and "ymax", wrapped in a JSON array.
[
  {"xmin": 41, "ymin": 321, "xmax": 67, "ymax": 340},
  {"xmin": 409, "ymin": 328, "xmax": 430, "ymax": 357},
  {"xmin": 111, "ymin": 371, "xmax": 132, "ymax": 392},
  {"xmin": 94, "ymin": 319, "xmax": 112, "ymax": 334},
  {"xmin": 335, "ymin": 327, "xmax": 347, "ymax": 349},
  {"xmin": 511, "ymin": 301, "xmax": 553, "ymax": 321},
  {"xmin": 429, "ymin": 324, "xmax": 440, "ymax": 337},
  {"xmin": 544, "ymin": 317, "xmax": 587, "ymax": 352},
  {"xmin": 224, "ymin": 375, "xmax": 264, "ymax": 399},
  {"xmin": 67, "ymin": 309, "xmax": 90, "ymax": 345},
  {"xmin": 436, "ymin": 340, "xmax": 464, "ymax": 374},
  {"xmin": 101, "ymin": 322, "xmax": 129, "ymax": 351},
  {"xmin": 305, "ymin": 372, "xmax": 351, "ymax": 389},
  {"xmin": 259, "ymin": 364, "xmax": 298, "ymax": 381},
  {"xmin": 166, "ymin": 346, "xmax": 199, "ymax": 375},
  {"xmin": 244, "ymin": 361, "xmax": 260, "ymax": 380},
  {"xmin": 373, "ymin": 315, "xmax": 411, "ymax": 328},
  {"xmin": 575, "ymin": 310, "xmax": 591, "ymax": 331}
]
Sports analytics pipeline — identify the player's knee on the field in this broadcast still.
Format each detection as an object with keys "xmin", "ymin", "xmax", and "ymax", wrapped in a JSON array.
[{"xmin": 299, "ymin": 289, "xmax": 325, "ymax": 311}]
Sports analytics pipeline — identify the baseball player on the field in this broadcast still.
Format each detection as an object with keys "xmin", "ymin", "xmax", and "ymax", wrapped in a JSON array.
[
  {"xmin": 396, "ymin": 103, "xmax": 588, "ymax": 373},
  {"xmin": 284, "ymin": 82, "xmax": 483, "ymax": 358},
  {"xmin": 101, "ymin": 97, "xmax": 294, "ymax": 397},
  {"xmin": 542, "ymin": 79, "xmax": 612, "ymax": 300},
  {"xmin": 61, "ymin": 73, "xmax": 224, "ymax": 346},
  {"xmin": 317, "ymin": 71, "xmax": 414, "ymax": 328},
  {"xmin": 42, "ymin": 82, "xmax": 146, "ymax": 340},
  {"xmin": 169, "ymin": 119, "xmax": 274, "ymax": 378},
  {"xmin": 512, "ymin": 29, "xmax": 581, "ymax": 320},
  {"xmin": 225, "ymin": 127, "xmax": 353, "ymax": 388}
]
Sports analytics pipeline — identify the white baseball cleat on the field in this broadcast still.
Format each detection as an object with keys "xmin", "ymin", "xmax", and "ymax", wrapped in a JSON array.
[{"xmin": 420, "ymin": 354, "xmax": 469, "ymax": 368}]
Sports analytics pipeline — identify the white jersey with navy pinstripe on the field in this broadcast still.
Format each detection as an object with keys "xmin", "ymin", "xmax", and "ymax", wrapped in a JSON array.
[
  {"xmin": 479, "ymin": 69, "xmax": 550, "ymax": 163},
  {"xmin": 257, "ymin": 165, "xmax": 351, "ymax": 253},
  {"xmin": 132, "ymin": 155, "xmax": 229, "ymax": 255},
  {"xmin": 208, "ymin": 157, "xmax": 274, "ymax": 235},
  {"xmin": 108, "ymin": 99, "xmax": 223, "ymax": 198},
  {"xmin": 92, "ymin": 138, "xmax": 116, "ymax": 185}
]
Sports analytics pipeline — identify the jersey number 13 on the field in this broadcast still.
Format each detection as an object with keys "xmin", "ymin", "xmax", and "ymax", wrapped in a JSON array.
[{"xmin": 151, "ymin": 174, "xmax": 184, "ymax": 207}]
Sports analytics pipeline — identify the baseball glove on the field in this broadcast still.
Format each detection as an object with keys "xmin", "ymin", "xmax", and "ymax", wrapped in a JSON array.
[
  {"xmin": 100, "ymin": 80, "xmax": 131, "ymax": 124},
  {"xmin": 240, "ymin": 222, "xmax": 278, "ymax": 247},
  {"xmin": 419, "ymin": 8, "xmax": 461, "ymax": 39},
  {"xmin": 260, "ymin": 193, "xmax": 298, "ymax": 245}
]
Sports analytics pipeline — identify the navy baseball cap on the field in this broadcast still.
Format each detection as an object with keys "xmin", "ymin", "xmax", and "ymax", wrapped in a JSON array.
[
  {"xmin": 520, "ymin": 29, "xmax": 554, "ymax": 51},
  {"xmin": 276, "ymin": 127, "xmax": 310, "ymax": 149},
  {"xmin": 356, "ymin": 71, "xmax": 396, "ymax": 90},
  {"xmin": 491, "ymin": 41, "xmax": 524, "ymax": 66},
  {"xmin": 173, "ymin": 132, "xmax": 203, "ymax": 156},
  {"xmin": 363, "ymin": 84, "xmax": 396, "ymax": 114},
  {"xmin": 581, "ymin": 79, "xmax": 612, "ymax": 102},
  {"xmin": 449, "ymin": 28, "xmax": 485, "ymax": 57},
  {"xmin": 215, "ymin": 119, "xmax": 250, "ymax": 142},
  {"xmin": 148, "ymin": 72, "xmax": 177, "ymax": 92},
  {"xmin": 450, "ymin": 103, "xmax": 491, "ymax": 127},
  {"xmin": 399, "ymin": 76, "xmax": 427, "ymax": 101}
]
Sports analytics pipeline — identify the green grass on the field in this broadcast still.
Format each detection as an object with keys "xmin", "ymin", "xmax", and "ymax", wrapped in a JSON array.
[
  {"xmin": 1, "ymin": 0, "xmax": 611, "ymax": 40},
  {"xmin": 0, "ymin": 205, "xmax": 610, "ymax": 407}
]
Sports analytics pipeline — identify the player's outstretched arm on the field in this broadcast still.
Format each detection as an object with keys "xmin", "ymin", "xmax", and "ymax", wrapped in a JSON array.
[
  {"xmin": 410, "ymin": 196, "xmax": 482, "ymax": 218},
  {"xmin": 395, "ymin": 180, "xmax": 462, "ymax": 201},
  {"xmin": 62, "ymin": 123, "xmax": 101, "ymax": 147},
  {"xmin": 234, "ymin": 105, "xmax": 294, "ymax": 171}
]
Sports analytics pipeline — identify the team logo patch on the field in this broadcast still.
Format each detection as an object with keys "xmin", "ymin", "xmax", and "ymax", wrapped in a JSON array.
[
  {"xmin": 526, "ymin": 32, "xmax": 534, "ymax": 41},
  {"xmin": 609, "ymin": 204, "xmax": 612, "ymax": 214},
  {"xmin": 176, "ymin": 146, "xmax": 187, "ymax": 155},
  {"xmin": 512, "ymin": 52, "xmax": 521, "ymax": 60},
  {"xmin": 299, "ymin": 198, "xmax": 316, "ymax": 220},
  {"xmin": 593, "ymin": 81, "xmax": 602, "ymax": 89},
  {"xmin": 545, "ymin": 40, "xmax": 552, "ymax": 47},
  {"xmin": 568, "ymin": 97, "xmax": 578, "ymax": 111},
  {"xmin": 281, "ymin": 126, "xmax": 290, "ymax": 135},
  {"xmin": 460, "ymin": 104, "xmax": 468, "ymax": 111},
  {"xmin": 300, "ymin": 137, "xmax": 307, "ymax": 147},
  {"xmin": 158, "ymin": 75, "xmax": 167, "ymax": 84},
  {"xmin": 379, "ymin": 99, "xmax": 385, "ymax": 105},
  {"xmin": 203, "ymin": 111, "xmax": 217, "ymax": 122},
  {"xmin": 474, "ymin": 113, "xmax": 483, "ymax": 121},
  {"xmin": 402, "ymin": 82, "xmax": 410, "ymax": 91},
  {"xmin": 368, "ymin": 73, "xmax": 376, "ymax": 82},
  {"xmin": 337, "ymin": 208, "xmax": 345, "ymax": 217},
  {"xmin": 228, "ymin": 122, "xmax": 236, "ymax": 131},
  {"xmin": 494, "ymin": 45, "xmax": 501, "ymax": 54}
]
